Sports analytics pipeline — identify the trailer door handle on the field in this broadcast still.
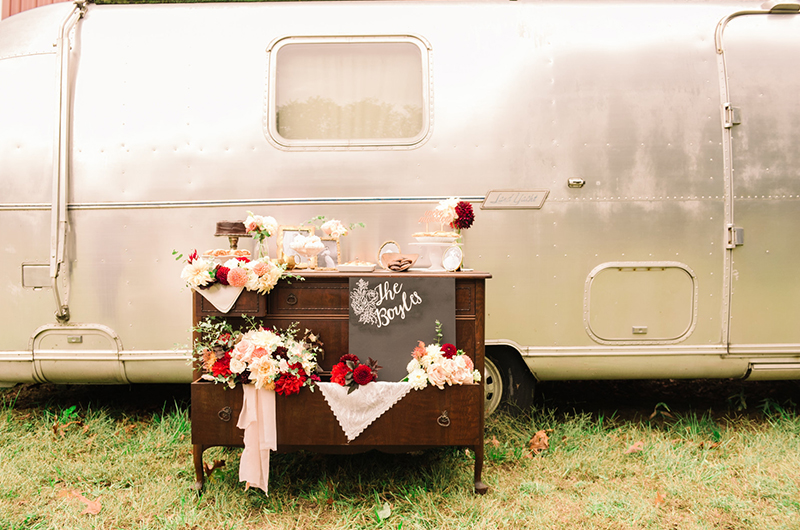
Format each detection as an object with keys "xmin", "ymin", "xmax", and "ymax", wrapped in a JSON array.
[{"xmin": 568, "ymin": 178, "xmax": 585, "ymax": 189}]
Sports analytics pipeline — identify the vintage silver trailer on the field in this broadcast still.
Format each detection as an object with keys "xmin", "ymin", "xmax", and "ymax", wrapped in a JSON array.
[{"xmin": 2, "ymin": 0, "xmax": 800, "ymax": 413}]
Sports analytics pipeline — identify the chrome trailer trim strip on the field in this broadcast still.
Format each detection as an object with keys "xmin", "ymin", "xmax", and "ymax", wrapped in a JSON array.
[{"xmin": 0, "ymin": 196, "xmax": 487, "ymax": 211}]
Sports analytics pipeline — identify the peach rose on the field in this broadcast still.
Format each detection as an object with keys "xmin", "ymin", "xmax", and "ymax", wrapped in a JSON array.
[{"xmin": 427, "ymin": 364, "xmax": 448, "ymax": 390}]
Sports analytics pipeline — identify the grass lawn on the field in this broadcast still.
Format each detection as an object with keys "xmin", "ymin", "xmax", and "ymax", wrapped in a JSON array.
[{"xmin": 1, "ymin": 380, "xmax": 799, "ymax": 529}]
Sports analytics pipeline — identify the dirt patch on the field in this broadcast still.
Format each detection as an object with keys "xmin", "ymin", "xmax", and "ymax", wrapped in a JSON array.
[
  {"xmin": 1, "ymin": 383, "xmax": 191, "ymax": 416},
  {"xmin": 2, "ymin": 379, "xmax": 798, "ymax": 421}
]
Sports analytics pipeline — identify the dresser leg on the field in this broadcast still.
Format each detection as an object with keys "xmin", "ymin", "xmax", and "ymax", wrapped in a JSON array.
[
  {"xmin": 192, "ymin": 444, "xmax": 206, "ymax": 492},
  {"xmin": 474, "ymin": 443, "xmax": 488, "ymax": 495}
]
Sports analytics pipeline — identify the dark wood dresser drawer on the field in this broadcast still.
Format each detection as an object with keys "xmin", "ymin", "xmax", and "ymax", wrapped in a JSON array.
[
  {"xmin": 191, "ymin": 381, "xmax": 244, "ymax": 446},
  {"xmin": 269, "ymin": 279, "xmax": 349, "ymax": 315}
]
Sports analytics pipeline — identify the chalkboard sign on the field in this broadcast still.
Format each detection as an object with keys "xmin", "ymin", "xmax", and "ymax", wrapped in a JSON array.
[{"xmin": 348, "ymin": 277, "xmax": 456, "ymax": 381}]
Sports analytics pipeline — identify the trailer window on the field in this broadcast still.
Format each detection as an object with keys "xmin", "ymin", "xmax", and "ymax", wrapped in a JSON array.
[{"xmin": 267, "ymin": 36, "xmax": 430, "ymax": 149}]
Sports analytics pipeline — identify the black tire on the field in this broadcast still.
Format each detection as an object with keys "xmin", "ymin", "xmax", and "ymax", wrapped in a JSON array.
[{"xmin": 484, "ymin": 350, "xmax": 536, "ymax": 415}]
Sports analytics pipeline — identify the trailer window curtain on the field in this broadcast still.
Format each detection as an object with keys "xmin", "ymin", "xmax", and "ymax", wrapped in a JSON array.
[{"xmin": 270, "ymin": 39, "xmax": 428, "ymax": 147}]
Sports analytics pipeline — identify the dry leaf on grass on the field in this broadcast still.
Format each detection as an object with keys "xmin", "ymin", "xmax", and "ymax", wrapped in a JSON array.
[
  {"xmin": 654, "ymin": 491, "xmax": 666, "ymax": 505},
  {"xmin": 528, "ymin": 430, "xmax": 551, "ymax": 455},
  {"xmin": 52, "ymin": 420, "xmax": 83, "ymax": 437},
  {"xmin": 624, "ymin": 441, "xmax": 644, "ymax": 454},
  {"xmin": 376, "ymin": 502, "xmax": 392, "ymax": 521},
  {"xmin": 58, "ymin": 489, "xmax": 102, "ymax": 516},
  {"xmin": 488, "ymin": 436, "xmax": 501, "ymax": 449},
  {"xmin": 204, "ymin": 459, "xmax": 226, "ymax": 477}
]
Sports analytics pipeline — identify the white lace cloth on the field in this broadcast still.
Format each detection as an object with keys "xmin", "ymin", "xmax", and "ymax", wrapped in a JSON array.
[
  {"xmin": 193, "ymin": 283, "xmax": 244, "ymax": 313},
  {"xmin": 236, "ymin": 384, "xmax": 277, "ymax": 493},
  {"xmin": 317, "ymin": 382, "xmax": 413, "ymax": 442}
]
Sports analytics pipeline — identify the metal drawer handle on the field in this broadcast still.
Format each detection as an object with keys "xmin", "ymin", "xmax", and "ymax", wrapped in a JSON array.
[
  {"xmin": 218, "ymin": 406, "xmax": 232, "ymax": 422},
  {"xmin": 286, "ymin": 293, "xmax": 298, "ymax": 306},
  {"xmin": 437, "ymin": 410, "xmax": 451, "ymax": 428}
]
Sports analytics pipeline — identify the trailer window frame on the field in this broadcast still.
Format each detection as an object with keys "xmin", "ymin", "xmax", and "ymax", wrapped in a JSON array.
[{"xmin": 265, "ymin": 35, "xmax": 433, "ymax": 150}]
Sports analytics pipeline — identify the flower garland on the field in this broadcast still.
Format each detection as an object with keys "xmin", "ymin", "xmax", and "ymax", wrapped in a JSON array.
[
  {"xmin": 331, "ymin": 354, "xmax": 381, "ymax": 394},
  {"xmin": 193, "ymin": 318, "xmax": 322, "ymax": 394},
  {"xmin": 179, "ymin": 250, "xmax": 292, "ymax": 295},
  {"xmin": 404, "ymin": 322, "xmax": 481, "ymax": 390}
]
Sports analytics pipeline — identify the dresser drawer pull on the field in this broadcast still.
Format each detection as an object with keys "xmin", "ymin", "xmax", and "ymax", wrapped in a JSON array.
[
  {"xmin": 286, "ymin": 293, "xmax": 298, "ymax": 306},
  {"xmin": 218, "ymin": 406, "xmax": 232, "ymax": 422},
  {"xmin": 437, "ymin": 410, "xmax": 451, "ymax": 428}
]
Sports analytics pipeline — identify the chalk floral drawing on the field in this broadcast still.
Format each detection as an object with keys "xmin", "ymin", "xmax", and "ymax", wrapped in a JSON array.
[{"xmin": 350, "ymin": 279, "xmax": 379, "ymax": 326}]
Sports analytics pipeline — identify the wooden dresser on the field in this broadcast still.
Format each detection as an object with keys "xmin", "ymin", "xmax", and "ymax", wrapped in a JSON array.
[{"xmin": 191, "ymin": 271, "xmax": 490, "ymax": 494}]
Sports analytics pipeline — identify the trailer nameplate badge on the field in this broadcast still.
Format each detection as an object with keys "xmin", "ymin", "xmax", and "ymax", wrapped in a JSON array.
[{"xmin": 481, "ymin": 190, "xmax": 549, "ymax": 210}]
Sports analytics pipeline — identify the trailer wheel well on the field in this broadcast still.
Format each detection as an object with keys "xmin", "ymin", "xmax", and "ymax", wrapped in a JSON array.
[{"xmin": 485, "ymin": 345, "xmax": 536, "ymax": 415}]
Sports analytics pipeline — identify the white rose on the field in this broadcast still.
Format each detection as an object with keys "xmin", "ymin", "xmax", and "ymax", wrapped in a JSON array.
[
  {"xmin": 407, "ymin": 358, "xmax": 421, "ymax": 373},
  {"xmin": 229, "ymin": 358, "xmax": 246, "ymax": 374}
]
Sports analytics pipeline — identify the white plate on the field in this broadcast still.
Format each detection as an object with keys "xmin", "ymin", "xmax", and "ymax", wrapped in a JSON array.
[
  {"xmin": 414, "ymin": 236, "xmax": 459, "ymax": 243},
  {"xmin": 337, "ymin": 264, "xmax": 376, "ymax": 272}
]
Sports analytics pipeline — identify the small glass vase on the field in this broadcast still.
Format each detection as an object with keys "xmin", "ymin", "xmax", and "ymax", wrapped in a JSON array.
[{"xmin": 256, "ymin": 238, "xmax": 270, "ymax": 260}]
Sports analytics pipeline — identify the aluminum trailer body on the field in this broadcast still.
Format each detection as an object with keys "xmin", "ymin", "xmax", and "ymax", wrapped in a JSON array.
[{"xmin": 1, "ymin": 0, "xmax": 799, "ymax": 410}]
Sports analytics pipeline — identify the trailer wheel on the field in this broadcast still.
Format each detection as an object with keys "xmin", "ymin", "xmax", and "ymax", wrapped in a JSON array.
[
  {"xmin": 484, "ymin": 357, "xmax": 504, "ymax": 415},
  {"xmin": 484, "ymin": 352, "xmax": 535, "ymax": 415}
]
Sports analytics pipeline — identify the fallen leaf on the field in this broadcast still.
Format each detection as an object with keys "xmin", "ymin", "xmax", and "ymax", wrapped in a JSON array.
[
  {"xmin": 81, "ymin": 497, "xmax": 102, "ymax": 516},
  {"xmin": 649, "ymin": 402, "xmax": 673, "ymax": 419},
  {"xmin": 528, "ymin": 430, "xmax": 550, "ymax": 455},
  {"xmin": 376, "ymin": 502, "xmax": 392, "ymax": 521},
  {"xmin": 625, "ymin": 441, "xmax": 645, "ymax": 454},
  {"xmin": 53, "ymin": 420, "xmax": 83, "ymax": 437},
  {"xmin": 654, "ymin": 491, "xmax": 666, "ymax": 505},
  {"xmin": 488, "ymin": 436, "xmax": 500, "ymax": 449},
  {"xmin": 59, "ymin": 489, "xmax": 101, "ymax": 516},
  {"xmin": 204, "ymin": 459, "xmax": 226, "ymax": 477}
]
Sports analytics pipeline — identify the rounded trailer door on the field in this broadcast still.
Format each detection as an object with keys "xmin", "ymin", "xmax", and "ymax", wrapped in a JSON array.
[{"xmin": 719, "ymin": 8, "xmax": 800, "ymax": 357}]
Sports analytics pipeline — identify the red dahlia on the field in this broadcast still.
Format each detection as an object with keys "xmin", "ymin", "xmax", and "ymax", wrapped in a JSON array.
[
  {"xmin": 441, "ymin": 343, "xmax": 457, "ymax": 359},
  {"xmin": 274, "ymin": 373, "xmax": 304, "ymax": 396},
  {"xmin": 211, "ymin": 355, "xmax": 232, "ymax": 377},
  {"xmin": 339, "ymin": 353, "xmax": 360, "ymax": 364},
  {"xmin": 353, "ymin": 364, "xmax": 375, "ymax": 385},
  {"xmin": 215, "ymin": 266, "xmax": 230, "ymax": 285},
  {"xmin": 452, "ymin": 201, "xmax": 475, "ymax": 230},
  {"xmin": 331, "ymin": 362, "xmax": 351, "ymax": 386}
]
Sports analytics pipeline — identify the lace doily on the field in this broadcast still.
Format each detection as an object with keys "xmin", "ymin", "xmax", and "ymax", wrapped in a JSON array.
[
  {"xmin": 236, "ymin": 384, "xmax": 277, "ymax": 493},
  {"xmin": 317, "ymin": 382, "xmax": 413, "ymax": 442}
]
